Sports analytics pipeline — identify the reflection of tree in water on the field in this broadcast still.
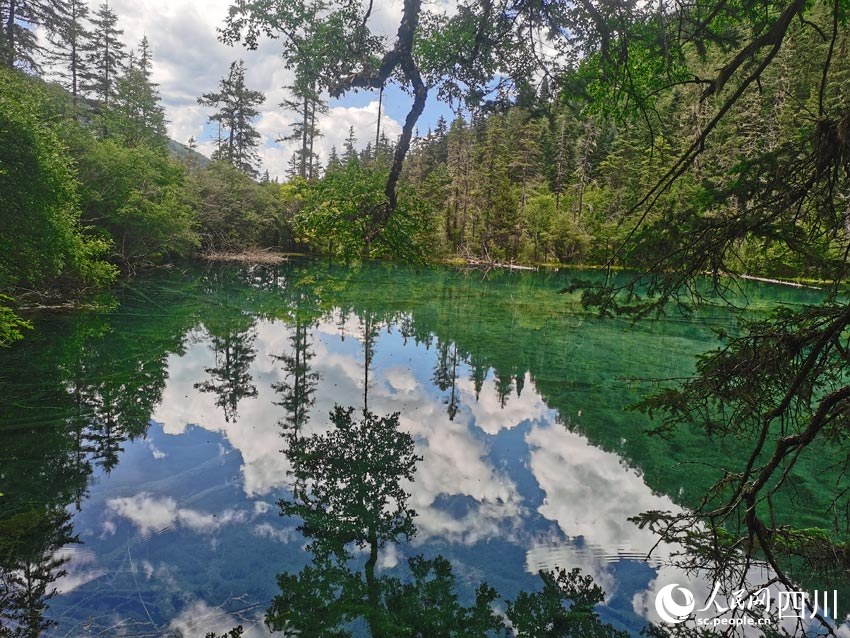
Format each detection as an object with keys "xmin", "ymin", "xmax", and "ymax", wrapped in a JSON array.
[
  {"xmin": 281, "ymin": 405, "xmax": 419, "ymax": 634},
  {"xmin": 59, "ymin": 317, "xmax": 179, "ymax": 472},
  {"xmin": 265, "ymin": 404, "xmax": 630, "ymax": 638},
  {"xmin": 433, "ymin": 340, "xmax": 461, "ymax": 420},
  {"xmin": 0, "ymin": 509, "xmax": 76, "ymax": 638},
  {"xmin": 272, "ymin": 316, "xmax": 320, "ymax": 436},
  {"xmin": 358, "ymin": 311, "xmax": 381, "ymax": 414},
  {"xmin": 195, "ymin": 323, "xmax": 258, "ymax": 422},
  {"xmin": 0, "ymin": 297, "xmax": 195, "ymax": 635}
]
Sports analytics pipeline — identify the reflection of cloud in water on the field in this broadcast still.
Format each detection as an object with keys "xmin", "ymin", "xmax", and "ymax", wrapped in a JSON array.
[
  {"xmin": 153, "ymin": 325, "xmax": 293, "ymax": 497},
  {"xmin": 525, "ymin": 543, "xmax": 618, "ymax": 595},
  {"xmin": 107, "ymin": 492, "xmax": 251, "ymax": 537},
  {"xmin": 153, "ymin": 318, "xmax": 530, "ymax": 544},
  {"xmin": 314, "ymin": 310, "xmax": 374, "ymax": 343},
  {"xmin": 458, "ymin": 372, "xmax": 554, "ymax": 435},
  {"xmin": 153, "ymin": 322, "xmax": 365, "ymax": 496},
  {"xmin": 168, "ymin": 600, "xmax": 273, "ymax": 638},
  {"xmin": 523, "ymin": 424, "xmax": 846, "ymax": 636},
  {"xmin": 523, "ymin": 422, "xmax": 683, "ymax": 594},
  {"xmin": 53, "ymin": 548, "xmax": 106, "ymax": 594},
  {"xmin": 152, "ymin": 310, "xmax": 762, "ymax": 612},
  {"xmin": 378, "ymin": 543, "xmax": 401, "ymax": 570},
  {"xmin": 252, "ymin": 522, "xmax": 297, "ymax": 544},
  {"xmin": 526, "ymin": 423, "xmax": 679, "ymax": 557},
  {"xmin": 384, "ymin": 365, "xmax": 418, "ymax": 393},
  {"xmin": 525, "ymin": 424, "xmax": 679, "ymax": 596},
  {"xmin": 373, "ymin": 370, "xmax": 525, "ymax": 545}
]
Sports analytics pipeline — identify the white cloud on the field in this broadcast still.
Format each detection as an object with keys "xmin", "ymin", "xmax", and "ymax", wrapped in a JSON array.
[
  {"xmin": 152, "ymin": 315, "xmax": 526, "ymax": 543},
  {"xmin": 459, "ymin": 371, "xmax": 555, "ymax": 436},
  {"xmin": 257, "ymin": 99, "xmax": 404, "ymax": 177},
  {"xmin": 525, "ymin": 423, "xmax": 680, "ymax": 558},
  {"xmin": 252, "ymin": 522, "xmax": 297, "ymax": 544},
  {"xmin": 107, "ymin": 493, "xmax": 178, "ymax": 536},
  {"xmin": 317, "ymin": 101, "xmax": 403, "ymax": 163}
]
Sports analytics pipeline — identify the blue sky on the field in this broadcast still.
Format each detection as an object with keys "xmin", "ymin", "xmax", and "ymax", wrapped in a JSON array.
[{"xmin": 338, "ymin": 85, "xmax": 456, "ymax": 136}]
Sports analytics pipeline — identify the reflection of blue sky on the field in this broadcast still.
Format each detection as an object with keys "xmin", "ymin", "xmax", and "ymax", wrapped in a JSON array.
[{"xmin": 50, "ymin": 311, "xmax": 841, "ymax": 636}]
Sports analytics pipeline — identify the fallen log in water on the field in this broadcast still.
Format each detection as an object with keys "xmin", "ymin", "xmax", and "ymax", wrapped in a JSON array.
[
  {"xmin": 462, "ymin": 253, "xmax": 538, "ymax": 271},
  {"xmin": 735, "ymin": 273, "xmax": 822, "ymax": 290}
]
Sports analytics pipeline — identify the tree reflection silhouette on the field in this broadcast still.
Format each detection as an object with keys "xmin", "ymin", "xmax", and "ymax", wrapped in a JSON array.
[
  {"xmin": 433, "ymin": 340, "xmax": 461, "ymax": 420},
  {"xmin": 195, "ymin": 322, "xmax": 258, "ymax": 423},
  {"xmin": 0, "ymin": 508, "xmax": 76, "ymax": 638},
  {"xmin": 267, "ymin": 405, "xmax": 629, "ymax": 638},
  {"xmin": 0, "ymin": 290, "xmax": 197, "ymax": 635},
  {"xmin": 272, "ymin": 316, "xmax": 320, "ymax": 437}
]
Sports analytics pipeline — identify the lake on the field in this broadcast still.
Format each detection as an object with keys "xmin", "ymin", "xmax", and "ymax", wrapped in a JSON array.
[{"xmin": 0, "ymin": 259, "xmax": 840, "ymax": 637}]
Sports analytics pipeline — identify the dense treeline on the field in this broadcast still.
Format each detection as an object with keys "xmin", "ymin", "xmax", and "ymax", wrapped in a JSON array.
[{"xmin": 396, "ymin": 3, "xmax": 849, "ymax": 273}]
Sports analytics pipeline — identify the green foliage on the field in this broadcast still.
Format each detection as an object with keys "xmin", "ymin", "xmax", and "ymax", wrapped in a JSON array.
[
  {"xmin": 0, "ymin": 68, "xmax": 115, "ymax": 291},
  {"xmin": 190, "ymin": 160, "xmax": 292, "ymax": 251},
  {"xmin": 0, "ymin": 295, "xmax": 31, "ymax": 348},
  {"xmin": 204, "ymin": 627, "xmax": 244, "ymax": 638},
  {"xmin": 107, "ymin": 37, "xmax": 168, "ymax": 149},
  {"xmin": 281, "ymin": 405, "xmax": 421, "ymax": 552},
  {"xmin": 551, "ymin": 211, "xmax": 594, "ymax": 264},
  {"xmin": 77, "ymin": 139, "xmax": 198, "ymax": 265},
  {"xmin": 507, "ymin": 568, "xmax": 629, "ymax": 638},
  {"xmin": 296, "ymin": 161, "xmax": 431, "ymax": 261}
]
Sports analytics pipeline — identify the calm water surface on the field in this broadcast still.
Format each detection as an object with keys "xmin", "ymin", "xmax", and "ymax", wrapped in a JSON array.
[{"xmin": 0, "ymin": 260, "xmax": 836, "ymax": 636}]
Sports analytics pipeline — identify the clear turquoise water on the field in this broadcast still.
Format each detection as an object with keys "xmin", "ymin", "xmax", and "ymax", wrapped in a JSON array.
[{"xmin": 0, "ymin": 260, "xmax": 837, "ymax": 636}]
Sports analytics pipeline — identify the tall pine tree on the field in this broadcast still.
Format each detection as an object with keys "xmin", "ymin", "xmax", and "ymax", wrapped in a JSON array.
[
  {"xmin": 281, "ymin": 74, "xmax": 326, "ymax": 181},
  {"xmin": 42, "ymin": 0, "xmax": 90, "ymax": 106},
  {"xmin": 198, "ymin": 60, "xmax": 265, "ymax": 177},
  {"xmin": 112, "ymin": 37, "xmax": 167, "ymax": 148},
  {"xmin": 83, "ymin": 1, "xmax": 126, "ymax": 135},
  {"xmin": 0, "ymin": 0, "xmax": 68, "ymax": 71}
]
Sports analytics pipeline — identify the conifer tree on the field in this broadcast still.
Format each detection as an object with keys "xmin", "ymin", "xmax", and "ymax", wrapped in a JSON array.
[
  {"xmin": 42, "ymin": 0, "xmax": 90, "ymax": 104},
  {"xmin": 341, "ymin": 126, "xmax": 358, "ymax": 165},
  {"xmin": 445, "ymin": 116, "xmax": 473, "ymax": 249},
  {"xmin": 325, "ymin": 145, "xmax": 341, "ymax": 174},
  {"xmin": 281, "ymin": 74, "xmax": 326, "ymax": 180},
  {"xmin": 112, "ymin": 38, "xmax": 167, "ymax": 148},
  {"xmin": 0, "ymin": 0, "xmax": 68, "ymax": 71},
  {"xmin": 83, "ymin": 1, "xmax": 126, "ymax": 132},
  {"xmin": 198, "ymin": 60, "xmax": 265, "ymax": 177}
]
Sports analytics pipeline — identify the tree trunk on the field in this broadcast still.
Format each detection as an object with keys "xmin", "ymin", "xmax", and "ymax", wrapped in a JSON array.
[
  {"xmin": 375, "ymin": 84, "xmax": 383, "ymax": 165},
  {"xmin": 5, "ymin": 0, "xmax": 16, "ymax": 67}
]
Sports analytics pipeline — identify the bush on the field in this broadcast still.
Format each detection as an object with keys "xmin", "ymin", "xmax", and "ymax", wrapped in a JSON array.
[
  {"xmin": 77, "ymin": 140, "xmax": 198, "ymax": 265},
  {"xmin": 190, "ymin": 161, "xmax": 293, "ymax": 251},
  {"xmin": 296, "ymin": 161, "xmax": 431, "ymax": 261}
]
